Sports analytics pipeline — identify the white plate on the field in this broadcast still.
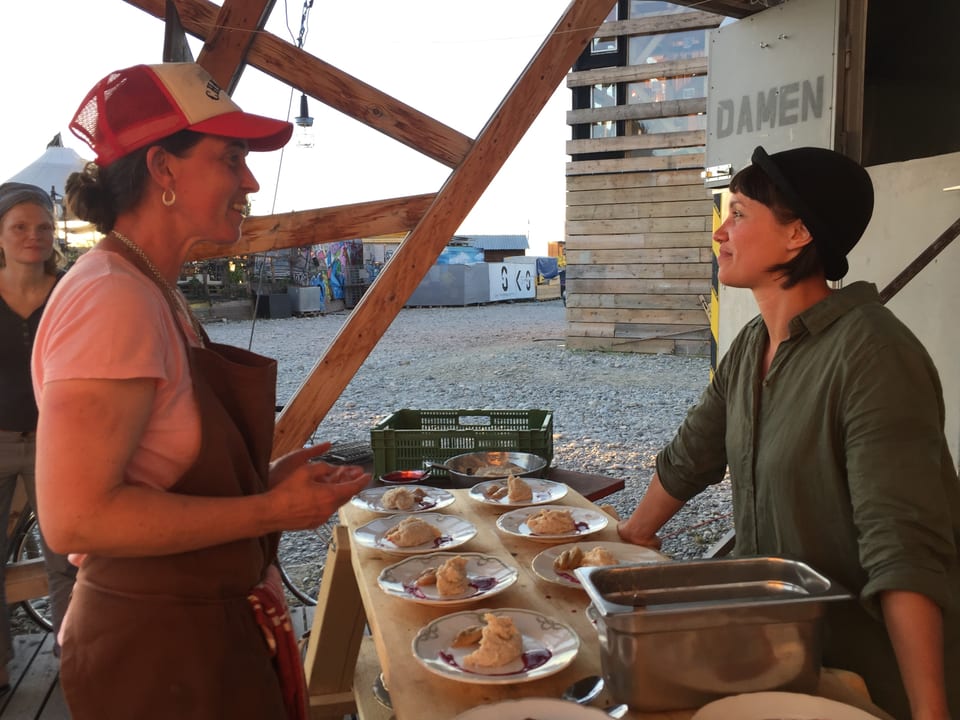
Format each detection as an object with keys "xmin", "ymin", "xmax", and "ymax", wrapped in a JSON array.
[
  {"xmin": 413, "ymin": 608, "xmax": 579, "ymax": 685},
  {"xmin": 468, "ymin": 478, "xmax": 568, "ymax": 508},
  {"xmin": 532, "ymin": 541, "xmax": 665, "ymax": 588},
  {"xmin": 353, "ymin": 513, "xmax": 477, "ymax": 555},
  {"xmin": 377, "ymin": 552, "xmax": 518, "ymax": 606},
  {"xmin": 496, "ymin": 505, "xmax": 609, "ymax": 543},
  {"xmin": 691, "ymin": 691, "xmax": 884, "ymax": 720},
  {"xmin": 351, "ymin": 485, "xmax": 455, "ymax": 514},
  {"xmin": 454, "ymin": 698, "xmax": 610, "ymax": 719}
]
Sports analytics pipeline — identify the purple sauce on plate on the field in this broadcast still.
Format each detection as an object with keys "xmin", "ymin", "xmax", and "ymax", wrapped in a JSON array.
[{"xmin": 438, "ymin": 648, "xmax": 552, "ymax": 675}]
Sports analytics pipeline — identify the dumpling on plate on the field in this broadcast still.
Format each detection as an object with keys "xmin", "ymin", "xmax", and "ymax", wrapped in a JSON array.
[
  {"xmin": 462, "ymin": 613, "xmax": 523, "ymax": 668},
  {"xmin": 381, "ymin": 486, "xmax": 424, "ymax": 511},
  {"xmin": 384, "ymin": 517, "xmax": 441, "ymax": 547},
  {"xmin": 581, "ymin": 546, "xmax": 618, "ymax": 567},
  {"xmin": 526, "ymin": 508, "xmax": 576, "ymax": 535},
  {"xmin": 506, "ymin": 474, "xmax": 533, "ymax": 502},
  {"xmin": 436, "ymin": 555, "xmax": 470, "ymax": 596}
]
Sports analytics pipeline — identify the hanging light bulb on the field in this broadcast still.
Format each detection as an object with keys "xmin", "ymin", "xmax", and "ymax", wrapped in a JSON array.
[{"xmin": 294, "ymin": 93, "xmax": 314, "ymax": 148}]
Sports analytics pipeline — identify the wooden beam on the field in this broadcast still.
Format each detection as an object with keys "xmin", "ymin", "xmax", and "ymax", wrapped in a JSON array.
[
  {"xmin": 667, "ymin": 0, "xmax": 764, "ymax": 19},
  {"xmin": 567, "ymin": 57, "xmax": 708, "ymax": 88},
  {"xmin": 303, "ymin": 526, "xmax": 365, "ymax": 714},
  {"xmin": 600, "ymin": 10, "xmax": 723, "ymax": 37},
  {"xmin": 195, "ymin": 0, "xmax": 275, "ymax": 93},
  {"xmin": 566, "ymin": 129, "xmax": 705, "ymax": 155},
  {"xmin": 6, "ymin": 559, "xmax": 49, "ymax": 605},
  {"xmin": 567, "ymin": 97, "xmax": 706, "ymax": 124},
  {"xmin": 185, "ymin": 194, "xmax": 435, "ymax": 261},
  {"xmin": 163, "ymin": 0, "xmax": 195, "ymax": 61},
  {"xmin": 567, "ymin": 152, "xmax": 706, "ymax": 175},
  {"xmin": 272, "ymin": 0, "xmax": 619, "ymax": 456},
  {"xmin": 123, "ymin": 0, "xmax": 473, "ymax": 168}
]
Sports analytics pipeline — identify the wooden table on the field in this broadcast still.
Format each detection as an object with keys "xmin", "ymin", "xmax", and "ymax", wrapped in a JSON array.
[{"xmin": 303, "ymin": 488, "xmax": 890, "ymax": 720}]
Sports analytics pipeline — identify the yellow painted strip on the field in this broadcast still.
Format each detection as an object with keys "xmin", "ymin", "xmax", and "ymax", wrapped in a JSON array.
[{"xmin": 709, "ymin": 190, "xmax": 723, "ymax": 377}]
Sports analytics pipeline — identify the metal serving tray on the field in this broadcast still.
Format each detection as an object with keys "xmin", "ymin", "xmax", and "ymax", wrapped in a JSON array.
[{"xmin": 575, "ymin": 557, "xmax": 852, "ymax": 711}]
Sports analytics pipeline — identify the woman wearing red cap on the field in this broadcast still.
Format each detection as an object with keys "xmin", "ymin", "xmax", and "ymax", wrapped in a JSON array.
[
  {"xmin": 0, "ymin": 182, "xmax": 76, "ymax": 688},
  {"xmin": 618, "ymin": 146, "xmax": 958, "ymax": 719},
  {"xmin": 31, "ymin": 64, "xmax": 368, "ymax": 719}
]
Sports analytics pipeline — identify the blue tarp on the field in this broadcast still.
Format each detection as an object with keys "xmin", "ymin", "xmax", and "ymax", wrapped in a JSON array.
[
  {"xmin": 436, "ymin": 246, "xmax": 484, "ymax": 265},
  {"xmin": 536, "ymin": 256, "xmax": 559, "ymax": 280}
]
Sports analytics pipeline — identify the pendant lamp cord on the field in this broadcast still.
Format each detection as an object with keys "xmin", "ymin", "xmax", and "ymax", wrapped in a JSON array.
[{"xmin": 250, "ymin": 0, "xmax": 315, "ymax": 351}]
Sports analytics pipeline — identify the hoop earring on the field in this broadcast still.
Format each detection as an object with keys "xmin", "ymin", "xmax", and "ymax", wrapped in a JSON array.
[{"xmin": 161, "ymin": 189, "xmax": 176, "ymax": 207}]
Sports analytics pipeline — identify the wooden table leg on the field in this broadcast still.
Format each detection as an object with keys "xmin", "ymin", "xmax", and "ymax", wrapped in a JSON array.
[{"xmin": 303, "ymin": 525, "xmax": 368, "ymax": 719}]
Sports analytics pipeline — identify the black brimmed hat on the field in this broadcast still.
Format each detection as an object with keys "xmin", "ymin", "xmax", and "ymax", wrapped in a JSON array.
[{"xmin": 751, "ymin": 146, "xmax": 874, "ymax": 281}]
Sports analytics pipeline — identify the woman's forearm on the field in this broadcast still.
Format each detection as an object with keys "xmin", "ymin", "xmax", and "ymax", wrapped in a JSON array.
[
  {"xmin": 36, "ymin": 377, "xmax": 368, "ymax": 557},
  {"xmin": 44, "ymin": 483, "xmax": 278, "ymax": 556},
  {"xmin": 617, "ymin": 471, "xmax": 684, "ymax": 548},
  {"xmin": 881, "ymin": 589, "xmax": 950, "ymax": 720}
]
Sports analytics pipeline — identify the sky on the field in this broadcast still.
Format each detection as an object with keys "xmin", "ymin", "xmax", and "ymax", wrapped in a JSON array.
[{"xmin": 0, "ymin": 0, "xmax": 575, "ymax": 256}]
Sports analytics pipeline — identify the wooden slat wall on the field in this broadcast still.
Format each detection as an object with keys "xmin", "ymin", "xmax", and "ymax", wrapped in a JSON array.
[{"xmin": 565, "ymin": 10, "xmax": 723, "ymax": 356}]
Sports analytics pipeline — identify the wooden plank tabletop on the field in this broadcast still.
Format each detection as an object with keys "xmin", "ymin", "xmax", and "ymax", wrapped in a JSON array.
[
  {"xmin": 338, "ymin": 488, "xmax": 891, "ymax": 720},
  {"xmin": 340, "ymin": 489, "xmax": 649, "ymax": 718}
]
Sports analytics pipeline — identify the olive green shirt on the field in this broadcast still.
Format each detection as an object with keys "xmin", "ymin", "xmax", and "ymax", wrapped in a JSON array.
[{"xmin": 657, "ymin": 282, "xmax": 959, "ymax": 719}]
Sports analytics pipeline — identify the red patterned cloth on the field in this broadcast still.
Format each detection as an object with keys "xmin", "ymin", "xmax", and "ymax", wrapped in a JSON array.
[{"xmin": 248, "ymin": 578, "xmax": 309, "ymax": 720}]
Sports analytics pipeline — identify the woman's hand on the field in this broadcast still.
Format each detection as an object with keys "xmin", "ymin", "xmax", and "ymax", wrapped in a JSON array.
[
  {"xmin": 616, "ymin": 519, "xmax": 663, "ymax": 549},
  {"xmin": 615, "ymin": 472, "xmax": 683, "ymax": 550},
  {"xmin": 266, "ymin": 443, "xmax": 370, "ymax": 531}
]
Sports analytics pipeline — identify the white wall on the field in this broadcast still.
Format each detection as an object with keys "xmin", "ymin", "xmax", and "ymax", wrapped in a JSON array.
[
  {"xmin": 858, "ymin": 152, "xmax": 960, "ymax": 468},
  {"xmin": 718, "ymin": 151, "xmax": 960, "ymax": 469}
]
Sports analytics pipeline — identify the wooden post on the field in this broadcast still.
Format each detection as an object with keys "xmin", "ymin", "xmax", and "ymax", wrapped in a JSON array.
[
  {"xmin": 272, "ymin": 0, "xmax": 619, "ymax": 457},
  {"xmin": 303, "ymin": 525, "xmax": 366, "ymax": 719}
]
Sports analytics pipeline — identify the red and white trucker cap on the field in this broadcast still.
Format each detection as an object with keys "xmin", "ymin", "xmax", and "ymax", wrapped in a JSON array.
[{"xmin": 69, "ymin": 63, "xmax": 293, "ymax": 167}]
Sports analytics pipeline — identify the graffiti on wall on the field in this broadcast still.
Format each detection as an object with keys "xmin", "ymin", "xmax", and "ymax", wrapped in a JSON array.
[{"xmin": 288, "ymin": 239, "xmax": 363, "ymax": 301}]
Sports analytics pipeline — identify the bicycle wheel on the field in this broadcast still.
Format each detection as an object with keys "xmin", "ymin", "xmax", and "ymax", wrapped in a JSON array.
[
  {"xmin": 276, "ymin": 517, "xmax": 338, "ymax": 607},
  {"xmin": 12, "ymin": 512, "xmax": 54, "ymax": 633}
]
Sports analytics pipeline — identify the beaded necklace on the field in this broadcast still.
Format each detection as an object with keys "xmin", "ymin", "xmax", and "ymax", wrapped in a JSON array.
[{"xmin": 110, "ymin": 230, "xmax": 204, "ymax": 347}]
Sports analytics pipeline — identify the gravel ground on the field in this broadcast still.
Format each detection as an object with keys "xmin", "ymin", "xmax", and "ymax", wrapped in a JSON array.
[
  {"xmin": 8, "ymin": 298, "xmax": 733, "ymax": 633},
  {"xmin": 202, "ymin": 298, "xmax": 734, "ymax": 606}
]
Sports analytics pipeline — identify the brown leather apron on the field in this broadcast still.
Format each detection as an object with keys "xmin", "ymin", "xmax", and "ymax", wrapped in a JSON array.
[{"xmin": 59, "ymin": 246, "xmax": 287, "ymax": 719}]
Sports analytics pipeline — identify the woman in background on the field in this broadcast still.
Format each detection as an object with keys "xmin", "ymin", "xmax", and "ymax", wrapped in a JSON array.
[
  {"xmin": 32, "ymin": 63, "xmax": 368, "ymax": 719},
  {"xmin": 0, "ymin": 182, "xmax": 76, "ymax": 687}
]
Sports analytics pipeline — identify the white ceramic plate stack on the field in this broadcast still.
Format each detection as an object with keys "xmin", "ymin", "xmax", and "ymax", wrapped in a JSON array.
[
  {"xmin": 412, "ymin": 608, "xmax": 579, "ymax": 685},
  {"xmin": 377, "ymin": 552, "xmax": 518, "ymax": 606},
  {"xmin": 496, "ymin": 505, "xmax": 609, "ymax": 544},
  {"xmin": 531, "ymin": 541, "xmax": 665, "ymax": 587},
  {"xmin": 350, "ymin": 485, "xmax": 455, "ymax": 514},
  {"xmin": 468, "ymin": 478, "xmax": 568, "ymax": 508},
  {"xmin": 353, "ymin": 513, "xmax": 477, "ymax": 555}
]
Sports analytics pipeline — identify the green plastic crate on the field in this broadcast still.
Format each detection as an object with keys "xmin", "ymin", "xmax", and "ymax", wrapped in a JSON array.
[{"xmin": 371, "ymin": 409, "xmax": 553, "ymax": 478}]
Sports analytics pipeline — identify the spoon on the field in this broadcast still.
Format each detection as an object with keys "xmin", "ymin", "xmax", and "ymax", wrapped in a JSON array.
[
  {"xmin": 561, "ymin": 674, "xmax": 605, "ymax": 705},
  {"xmin": 605, "ymin": 703, "xmax": 629, "ymax": 718}
]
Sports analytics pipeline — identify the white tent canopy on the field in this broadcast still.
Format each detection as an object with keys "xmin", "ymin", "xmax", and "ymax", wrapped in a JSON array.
[{"xmin": 6, "ymin": 136, "xmax": 88, "ymax": 201}]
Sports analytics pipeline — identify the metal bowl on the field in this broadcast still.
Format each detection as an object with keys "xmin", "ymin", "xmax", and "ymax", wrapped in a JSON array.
[{"xmin": 441, "ymin": 451, "xmax": 548, "ymax": 489}]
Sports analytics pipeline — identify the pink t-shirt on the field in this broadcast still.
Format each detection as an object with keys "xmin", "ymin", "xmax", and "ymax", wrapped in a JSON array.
[{"xmin": 32, "ymin": 249, "xmax": 201, "ymax": 489}]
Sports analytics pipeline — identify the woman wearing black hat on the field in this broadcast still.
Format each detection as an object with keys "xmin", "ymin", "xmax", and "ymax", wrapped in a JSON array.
[
  {"xmin": 0, "ymin": 182, "xmax": 76, "ymax": 687},
  {"xmin": 618, "ymin": 146, "xmax": 958, "ymax": 719}
]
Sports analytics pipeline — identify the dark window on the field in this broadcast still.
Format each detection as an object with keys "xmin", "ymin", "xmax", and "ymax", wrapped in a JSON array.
[
  {"xmin": 628, "ymin": 28, "xmax": 707, "ymax": 64},
  {"xmin": 862, "ymin": 3, "xmax": 960, "ymax": 164}
]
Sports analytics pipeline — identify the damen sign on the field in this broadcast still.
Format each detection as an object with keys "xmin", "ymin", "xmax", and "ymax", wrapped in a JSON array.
[
  {"xmin": 706, "ymin": 0, "xmax": 841, "ymax": 173},
  {"xmin": 715, "ymin": 75, "xmax": 825, "ymax": 139}
]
